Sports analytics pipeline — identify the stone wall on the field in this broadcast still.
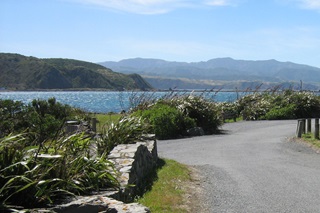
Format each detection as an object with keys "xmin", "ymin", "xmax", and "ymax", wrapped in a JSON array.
[
  {"xmin": 108, "ymin": 139, "xmax": 158, "ymax": 202},
  {"xmin": 52, "ymin": 195, "xmax": 150, "ymax": 213},
  {"xmin": 39, "ymin": 139, "xmax": 158, "ymax": 213}
]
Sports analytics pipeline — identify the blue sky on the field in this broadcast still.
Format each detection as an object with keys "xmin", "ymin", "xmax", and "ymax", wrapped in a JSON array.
[{"xmin": 1, "ymin": 0, "xmax": 320, "ymax": 67}]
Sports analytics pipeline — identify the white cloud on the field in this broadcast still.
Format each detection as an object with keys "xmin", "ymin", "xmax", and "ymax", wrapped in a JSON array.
[
  {"xmin": 71, "ymin": 0, "xmax": 190, "ymax": 14},
  {"xmin": 69, "ymin": 0, "xmax": 236, "ymax": 14},
  {"xmin": 204, "ymin": 0, "xmax": 233, "ymax": 6},
  {"xmin": 283, "ymin": 0, "xmax": 320, "ymax": 10},
  {"xmin": 298, "ymin": 0, "xmax": 320, "ymax": 9}
]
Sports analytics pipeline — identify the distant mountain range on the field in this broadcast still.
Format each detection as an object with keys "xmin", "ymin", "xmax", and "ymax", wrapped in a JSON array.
[
  {"xmin": 100, "ymin": 58, "xmax": 320, "ymax": 90},
  {"xmin": 0, "ymin": 53, "xmax": 152, "ymax": 90}
]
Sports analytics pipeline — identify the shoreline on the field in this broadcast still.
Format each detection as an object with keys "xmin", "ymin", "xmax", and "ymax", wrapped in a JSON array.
[{"xmin": 1, "ymin": 89, "xmax": 320, "ymax": 93}]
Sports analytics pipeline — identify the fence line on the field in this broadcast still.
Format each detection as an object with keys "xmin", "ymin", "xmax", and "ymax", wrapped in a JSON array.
[{"xmin": 296, "ymin": 118, "xmax": 320, "ymax": 139}]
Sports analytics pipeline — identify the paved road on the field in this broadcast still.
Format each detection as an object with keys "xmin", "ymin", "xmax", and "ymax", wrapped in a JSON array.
[{"xmin": 157, "ymin": 120, "xmax": 320, "ymax": 213}]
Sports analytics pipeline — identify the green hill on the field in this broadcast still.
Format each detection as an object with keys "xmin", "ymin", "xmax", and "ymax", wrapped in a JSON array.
[
  {"xmin": 0, "ymin": 53, "xmax": 153, "ymax": 90},
  {"xmin": 100, "ymin": 58, "xmax": 320, "ymax": 90}
]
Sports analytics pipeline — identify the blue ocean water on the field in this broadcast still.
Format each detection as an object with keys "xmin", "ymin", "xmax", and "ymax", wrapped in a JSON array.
[{"xmin": 0, "ymin": 91, "xmax": 241, "ymax": 113}]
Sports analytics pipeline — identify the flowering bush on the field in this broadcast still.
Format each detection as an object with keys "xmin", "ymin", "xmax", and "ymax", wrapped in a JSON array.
[
  {"xmin": 237, "ymin": 94, "xmax": 273, "ymax": 120},
  {"xmin": 236, "ymin": 90, "xmax": 320, "ymax": 120},
  {"xmin": 217, "ymin": 102, "xmax": 240, "ymax": 121},
  {"xmin": 287, "ymin": 91, "xmax": 320, "ymax": 118},
  {"xmin": 171, "ymin": 95, "xmax": 222, "ymax": 134},
  {"xmin": 130, "ymin": 94, "xmax": 222, "ymax": 138}
]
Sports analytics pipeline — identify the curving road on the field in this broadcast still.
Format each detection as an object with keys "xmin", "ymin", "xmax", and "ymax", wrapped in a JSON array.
[{"xmin": 157, "ymin": 120, "xmax": 320, "ymax": 213}]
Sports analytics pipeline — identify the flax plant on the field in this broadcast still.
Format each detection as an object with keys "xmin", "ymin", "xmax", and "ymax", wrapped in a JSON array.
[{"xmin": 0, "ymin": 133, "xmax": 118, "ymax": 210}]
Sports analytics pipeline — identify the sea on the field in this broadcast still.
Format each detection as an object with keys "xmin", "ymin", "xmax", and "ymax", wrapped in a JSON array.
[{"xmin": 0, "ymin": 91, "xmax": 244, "ymax": 113}]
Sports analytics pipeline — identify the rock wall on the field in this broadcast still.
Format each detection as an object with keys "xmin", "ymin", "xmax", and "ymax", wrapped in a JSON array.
[
  {"xmin": 108, "ymin": 139, "xmax": 158, "ymax": 202},
  {"xmin": 38, "ymin": 139, "xmax": 157, "ymax": 213},
  {"xmin": 52, "ymin": 195, "xmax": 150, "ymax": 213}
]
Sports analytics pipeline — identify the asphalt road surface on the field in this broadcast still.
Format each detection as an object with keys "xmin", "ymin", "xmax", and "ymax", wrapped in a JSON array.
[{"xmin": 157, "ymin": 120, "xmax": 320, "ymax": 213}]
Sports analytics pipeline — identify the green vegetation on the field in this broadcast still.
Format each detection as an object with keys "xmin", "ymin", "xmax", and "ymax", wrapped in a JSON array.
[
  {"xmin": 0, "ymin": 53, "xmax": 152, "ymax": 90},
  {"xmin": 137, "ymin": 159, "xmax": 191, "ymax": 213},
  {"xmin": 93, "ymin": 113, "xmax": 122, "ymax": 133},
  {"xmin": 218, "ymin": 90, "xmax": 320, "ymax": 121},
  {"xmin": 132, "ymin": 104, "xmax": 196, "ymax": 140},
  {"xmin": 126, "ymin": 90, "xmax": 320, "ymax": 139},
  {"xmin": 0, "ymin": 98, "xmax": 87, "ymax": 139},
  {"xmin": 170, "ymin": 95, "xmax": 221, "ymax": 134},
  {"xmin": 302, "ymin": 133, "xmax": 320, "ymax": 149},
  {"xmin": 98, "ymin": 116, "xmax": 151, "ymax": 154},
  {"xmin": 131, "ymin": 94, "xmax": 222, "ymax": 139},
  {"xmin": 0, "ymin": 99, "xmax": 119, "ymax": 210},
  {"xmin": 0, "ymin": 133, "xmax": 118, "ymax": 209},
  {"xmin": 2, "ymin": 89, "xmax": 320, "ymax": 210}
]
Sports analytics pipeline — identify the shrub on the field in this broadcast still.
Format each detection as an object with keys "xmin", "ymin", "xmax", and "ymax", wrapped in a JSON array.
[
  {"xmin": 133, "ymin": 104, "xmax": 196, "ymax": 140},
  {"xmin": 0, "ymin": 100, "xmax": 27, "ymax": 137},
  {"xmin": 236, "ymin": 91, "xmax": 320, "ymax": 120},
  {"xmin": 0, "ymin": 98, "xmax": 90, "ymax": 145},
  {"xmin": 264, "ymin": 104, "xmax": 296, "ymax": 120},
  {"xmin": 172, "ymin": 96, "xmax": 222, "ymax": 134},
  {"xmin": 237, "ymin": 93, "xmax": 273, "ymax": 120},
  {"xmin": 286, "ymin": 91, "xmax": 320, "ymax": 118},
  {"xmin": 217, "ymin": 102, "xmax": 240, "ymax": 121}
]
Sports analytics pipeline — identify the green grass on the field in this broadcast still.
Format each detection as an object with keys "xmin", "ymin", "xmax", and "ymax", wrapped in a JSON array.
[
  {"xmin": 92, "ymin": 113, "xmax": 122, "ymax": 132},
  {"xmin": 224, "ymin": 116, "xmax": 243, "ymax": 123},
  {"xmin": 137, "ymin": 159, "xmax": 191, "ymax": 213},
  {"xmin": 302, "ymin": 133, "xmax": 320, "ymax": 148}
]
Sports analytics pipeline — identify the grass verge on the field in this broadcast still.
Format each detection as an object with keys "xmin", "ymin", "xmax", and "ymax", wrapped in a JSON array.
[
  {"xmin": 302, "ymin": 133, "xmax": 320, "ymax": 149},
  {"xmin": 137, "ymin": 158, "xmax": 193, "ymax": 213}
]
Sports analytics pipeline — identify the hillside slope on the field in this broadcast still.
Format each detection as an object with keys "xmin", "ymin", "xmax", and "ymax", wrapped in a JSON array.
[
  {"xmin": 100, "ymin": 58, "xmax": 320, "ymax": 90},
  {"xmin": 0, "ymin": 53, "xmax": 152, "ymax": 90}
]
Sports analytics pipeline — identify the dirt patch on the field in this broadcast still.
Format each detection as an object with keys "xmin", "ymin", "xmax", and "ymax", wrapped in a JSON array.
[
  {"xmin": 183, "ymin": 166, "xmax": 210, "ymax": 213},
  {"xmin": 289, "ymin": 137, "xmax": 320, "ymax": 154}
]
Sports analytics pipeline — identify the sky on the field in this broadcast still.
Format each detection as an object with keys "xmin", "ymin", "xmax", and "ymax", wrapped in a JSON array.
[{"xmin": 1, "ymin": 0, "xmax": 320, "ymax": 67}]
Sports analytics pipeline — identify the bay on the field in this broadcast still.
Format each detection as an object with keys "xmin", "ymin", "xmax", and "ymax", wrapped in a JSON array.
[{"xmin": 0, "ymin": 91, "xmax": 241, "ymax": 113}]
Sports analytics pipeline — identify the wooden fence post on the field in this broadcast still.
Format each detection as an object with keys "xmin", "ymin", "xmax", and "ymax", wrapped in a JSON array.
[
  {"xmin": 315, "ymin": 118, "xmax": 319, "ymax": 140},
  {"xmin": 91, "ymin": 118, "xmax": 97, "ymax": 132}
]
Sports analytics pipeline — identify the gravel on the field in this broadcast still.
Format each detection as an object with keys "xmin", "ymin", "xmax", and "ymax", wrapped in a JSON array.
[{"xmin": 157, "ymin": 120, "xmax": 320, "ymax": 213}]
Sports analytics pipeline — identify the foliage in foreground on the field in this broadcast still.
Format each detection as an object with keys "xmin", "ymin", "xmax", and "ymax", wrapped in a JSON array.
[
  {"xmin": 0, "ymin": 99, "xmax": 118, "ymax": 210},
  {"xmin": 97, "ymin": 116, "xmax": 151, "ymax": 154},
  {"xmin": 0, "ymin": 133, "xmax": 118, "ymax": 210}
]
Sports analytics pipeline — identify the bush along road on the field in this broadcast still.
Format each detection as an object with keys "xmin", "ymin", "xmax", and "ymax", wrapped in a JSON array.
[{"xmin": 158, "ymin": 120, "xmax": 320, "ymax": 212}]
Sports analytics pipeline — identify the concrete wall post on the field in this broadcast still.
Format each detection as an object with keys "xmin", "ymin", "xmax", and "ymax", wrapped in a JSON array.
[
  {"xmin": 307, "ymin": 118, "xmax": 312, "ymax": 133},
  {"xmin": 315, "ymin": 118, "xmax": 319, "ymax": 140}
]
